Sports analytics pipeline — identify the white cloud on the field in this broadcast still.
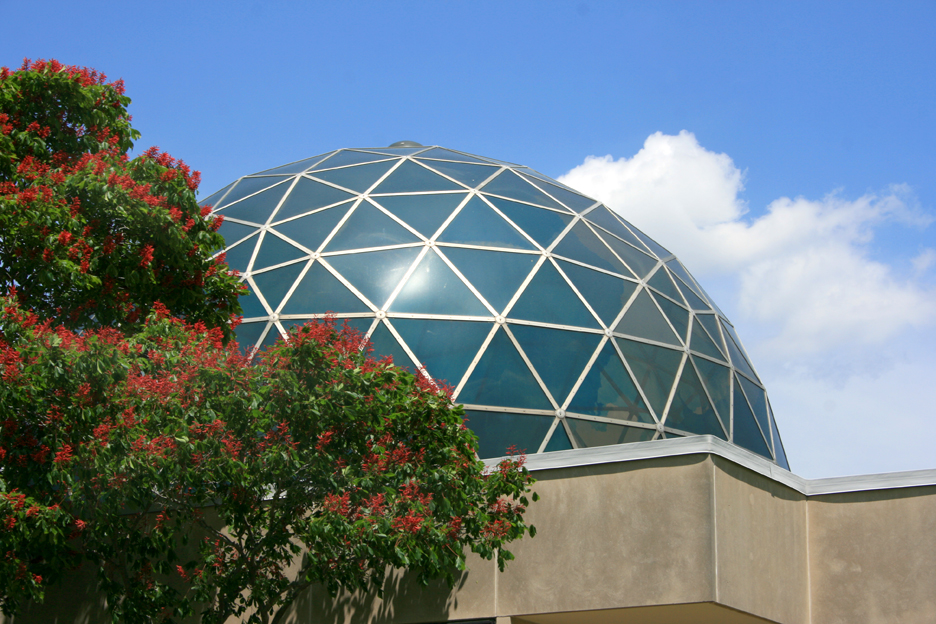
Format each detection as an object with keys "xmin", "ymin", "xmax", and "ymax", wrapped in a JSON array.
[{"xmin": 912, "ymin": 248, "xmax": 936, "ymax": 274}]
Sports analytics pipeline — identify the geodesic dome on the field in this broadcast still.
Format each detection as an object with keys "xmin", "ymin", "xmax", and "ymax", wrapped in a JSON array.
[{"xmin": 201, "ymin": 143, "xmax": 789, "ymax": 469}]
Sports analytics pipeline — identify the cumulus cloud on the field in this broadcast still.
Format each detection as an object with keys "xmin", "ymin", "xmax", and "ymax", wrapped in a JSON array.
[{"xmin": 558, "ymin": 131, "xmax": 936, "ymax": 358}]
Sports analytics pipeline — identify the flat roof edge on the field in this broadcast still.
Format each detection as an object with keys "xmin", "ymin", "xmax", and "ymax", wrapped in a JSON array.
[{"xmin": 482, "ymin": 436, "xmax": 936, "ymax": 497}]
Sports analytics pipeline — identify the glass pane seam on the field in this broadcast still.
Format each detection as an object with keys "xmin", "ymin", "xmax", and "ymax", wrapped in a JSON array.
[
  {"xmin": 433, "ymin": 247, "xmax": 500, "ymax": 317},
  {"xmin": 581, "ymin": 221, "xmax": 639, "ymax": 277},
  {"xmin": 219, "ymin": 177, "xmax": 293, "ymax": 212},
  {"xmin": 558, "ymin": 418, "xmax": 579, "ymax": 449},
  {"xmin": 646, "ymin": 290, "xmax": 687, "ymax": 348},
  {"xmin": 687, "ymin": 356, "xmax": 729, "ymax": 437},
  {"xmin": 202, "ymin": 182, "xmax": 237, "ymax": 210},
  {"xmin": 558, "ymin": 335, "xmax": 610, "ymax": 411},
  {"xmin": 479, "ymin": 194, "xmax": 548, "ymax": 251},
  {"xmin": 269, "ymin": 259, "xmax": 313, "ymax": 314},
  {"xmin": 435, "ymin": 243, "xmax": 541, "ymax": 255},
  {"xmin": 307, "ymin": 158, "xmax": 395, "ymax": 174},
  {"xmin": 422, "ymin": 160, "xmax": 504, "ymax": 191},
  {"xmin": 220, "ymin": 215, "xmax": 264, "ymax": 227},
  {"xmin": 217, "ymin": 232, "xmax": 258, "ymax": 260},
  {"xmin": 312, "ymin": 197, "xmax": 363, "ymax": 253},
  {"xmin": 724, "ymin": 322, "xmax": 764, "ymax": 382},
  {"xmin": 363, "ymin": 198, "xmax": 429, "ymax": 242},
  {"xmin": 245, "ymin": 275, "xmax": 274, "ymax": 316},
  {"xmin": 499, "ymin": 254, "xmax": 549, "ymax": 318},
  {"xmin": 376, "ymin": 245, "xmax": 431, "ymax": 312},
  {"xmin": 504, "ymin": 319, "xmax": 605, "ymax": 334},
  {"xmin": 316, "ymin": 257, "xmax": 383, "ymax": 312},
  {"xmin": 536, "ymin": 418, "xmax": 562, "ymax": 454},
  {"xmin": 607, "ymin": 285, "xmax": 643, "ymax": 329},
  {"xmin": 451, "ymin": 323, "xmax": 504, "ymax": 399},
  {"xmin": 551, "ymin": 259, "xmax": 612, "ymax": 330},
  {"xmin": 380, "ymin": 319, "xmax": 424, "ymax": 376},
  {"xmin": 264, "ymin": 229, "xmax": 319, "ymax": 256},
  {"xmin": 611, "ymin": 331, "xmax": 687, "ymax": 352},
  {"xmin": 319, "ymin": 242, "xmax": 424, "ymax": 257},
  {"xmin": 502, "ymin": 325, "xmax": 560, "ymax": 410},
  {"xmin": 734, "ymin": 374, "xmax": 773, "ymax": 458},
  {"xmin": 426, "ymin": 194, "xmax": 476, "ymax": 243},
  {"xmin": 479, "ymin": 191, "xmax": 561, "ymax": 212},
  {"xmin": 370, "ymin": 190, "xmax": 466, "ymax": 197},
  {"xmin": 386, "ymin": 313, "xmax": 495, "ymax": 322},
  {"xmin": 270, "ymin": 199, "xmax": 355, "ymax": 227},
  {"xmin": 658, "ymin": 352, "xmax": 689, "ymax": 427},
  {"xmin": 279, "ymin": 312, "xmax": 376, "ymax": 320},
  {"xmin": 248, "ymin": 256, "xmax": 308, "ymax": 276},
  {"xmin": 565, "ymin": 414, "xmax": 658, "ymax": 429},
  {"xmin": 548, "ymin": 252, "xmax": 637, "ymax": 281},
  {"xmin": 687, "ymin": 348, "xmax": 728, "ymax": 365},
  {"xmin": 249, "ymin": 322, "xmax": 274, "ymax": 356},
  {"xmin": 609, "ymin": 338, "xmax": 662, "ymax": 424},
  {"xmin": 543, "ymin": 215, "xmax": 582, "ymax": 254},
  {"xmin": 522, "ymin": 175, "xmax": 599, "ymax": 214},
  {"xmin": 458, "ymin": 404, "xmax": 556, "ymax": 416}
]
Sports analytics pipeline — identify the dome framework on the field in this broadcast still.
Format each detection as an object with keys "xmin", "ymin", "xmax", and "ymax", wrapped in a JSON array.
[{"xmin": 202, "ymin": 145, "xmax": 789, "ymax": 469}]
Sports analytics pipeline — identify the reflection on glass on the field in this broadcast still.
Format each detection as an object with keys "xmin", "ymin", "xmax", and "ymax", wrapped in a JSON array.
[
  {"xmin": 653, "ymin": 293, "xmax": 689, "ymax": 344},
  {"xmin": 252, "ymin": 233, "xmax": 307, "ymax": 271},
  {"xmin": 437, "ymin": 196, "xmax": 535, "ymax": 249},
  {"xmin": 310, "ymin": 160, "xmax": 397, "ymax": 193},
  {"xmin": 738, "ymin": 375, "xmax": 771, "ymax": 440},
  {"xmin": 392, "ymin": 318, "xmax": 492, "ymax": 388},
  {"xmin": 566, "ymin": 419, "xmax": 654, "ymax": 448},
  {"xmin": 672, "ymin": 275, "xmax": 712, "ymax": 311},
  {"xmin": 732, "ymin": 376, "xmax": 772, "ymax": 459},
  {"xmin": 696, "ymin": 314, "xmax": 725, "ymax": 353},
  {"xmin": 389, "ymin": 249, "xmax": 489, "ymax": 316},
  {"xmin": 584, "ymin": 206, "xmax": 649, "ymax": 251},
  {"xmin": 598, "ymin": 231, "xmax": 658, "ymax": 279},
  {"xmin": 692, "ymin": 356, "xmax": 731, "ymax": 423},
  {"xmin": 442, "ymin": 247, "xmax": 537, "ymax": 313},
  {"xmin": 273, "ymin": 178, "xmax": 354, "ymax": 222},
  {"xmin": 510, "ymin": 325, "xmax": 602, "ymax": 407},
  {"xmin": 415, "ymin": 147, "xmax": 487, "ymax": 163},
  {"xmin": 614, "ymin": 290, "xmax": 679, "ymax": 346},
  {"xmin": 507, "ymin": 261, "xmax": 600, "ymax": 329},
  {"xmin": 626, "ymin": 222, "xmax": 672, "ymax": 260},
  {"xmin": 557, "ymin": 260, "xmax": 637, "ymax": 327},
  {"xmin": 689, "ymin": 318, "xmax": 726, "ymax": 362},
  {"xmin": 481, "ymin": 170, "xmax": 566, "ymax": 211},
  {"xmin": 422, "ymin": 160, "xmax": 499, "ymax": 188},
  {"xmin": 218, "ymin": 182, "xmax": 290, "ymax": 223},
  {"xmin": 487, "ymin": 197, "xmax": 573, "ymax": 248},
  {"xmin": 372, "ymin": 160, "xmax": 462, "ymax": 194},
  {"xmin": 720, "ymin": 318, "xmax": 760, "ymax": 382},
  {"xmin": 616, "ymin": 338, "xmax": 683, "ymax": 418},
  {"xmin": 664, "ymin": 362, "xmax": 726, "ymax": 439},
  {"xmin": 252, "ymin": 261, "xmax": 306, "ymax": 313},
  {"xmin": 216, "ymin": 177, "xmax": 287, "ymax": 210},
  {"xmin": 273, "ymin": 203, "xmax": 353, "ymax": 253},
  {"xmin": 666, "ymin": 260, "xmax": 706, "ymax": 300},
  {"xmin": 326, "ymin": 247, "xmax": 420, "ymax": 309},
  {"xmin": 324, "ymin": 202, "xmax": 420, "ymax": 252},
  {"xmin": 567, "ymin": 341, "xmax": 653, "ymax": 423},
  {"xmin": 465, "ymin": 411, "xmax": 554, "ymax": 459},
  {"xmin": 518, "ymin": 173, "xmax": 597, "ymax": 212},
  {"xmin": 552, "ymin": 222, "xmax": 629, "ymax": 276},
  {"xmin": 648, "ymin": 268, "xmax": 684, "ymax": 304},
  {"xmin": 281, "ymin": 262, "xmax": 369, "ymax": 315},
  {"xmin": 373, "ymin": 193, "xmax": 466, "ymax": 238},
  {"xmin": 769, "ymin": 406, "xmax": 790, "ymax": 470},
  {"xmin": 459, "ymin": 328, "xmax": 552, "ymax": 410}
]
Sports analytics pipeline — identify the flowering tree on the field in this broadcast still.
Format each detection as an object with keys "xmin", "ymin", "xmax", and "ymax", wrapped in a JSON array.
[{"xmin": 0, "ymin": 59, "xmax": 242, "ymax": 337}]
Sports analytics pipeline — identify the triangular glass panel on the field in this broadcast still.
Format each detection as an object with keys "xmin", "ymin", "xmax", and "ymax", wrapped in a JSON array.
[
  {"xmin": 738, "ymin": 375, "xmax": 771, "ymax": 438},
  {"xmin": 487, "ymin": 197, "xmax": 573, "ymax": 248},
  {"xmin": 371, "ymin": 160, "xmax": 463, "ymax": 194},
  {"xmin": 544, "ymin": 422, "xmax": 574, "ymax": 452},
  {"xmin": 309, "ymin": 160, "xmax": 397, "ymax": 193},
  {"xmin": 566, "ymin": 419, "xmax": 655, "ymax": 448},
  {"xmin": 255, "ymin": 324, "xmax": 283, "ymax": 355},
  {"xmin": 665, "ymin": 260, "xmax": 707, "ymax": 301},
  {"xmin": 310, "ymin": 150, "xmax": 393, "ymax": 170},
  {"xmin": 691, "ymin": 356, "xmax": 731, "ymax": 423},
  {"xmin": 557, "ymin": 260, "xmax": 637, "ymax": 327},
  {"xmin": 339, "ymin": 317, "xmax": 377, "ymax": 340},
  {"xmin": 458, "ymin": 328, "xmax": 552, "ymax": 410},
  {"xmin": 252, "ymin": 233, "xmax": 308, "ymax": 271},
  {"xmin": 361, "ymin": 146, "xmax": 427, "ymax": 156},
  {"xmin": 769, "ymin": 407, "xmax": 790, "ymax": 470},
  {"xmin": 223, "ymin": 233, "xmax": 259, "ymax": 274},
  {"xmin": 720, "ymin": 319, "xmax": 760, "ymax": 382},
  {"xmin": 421, "ymin": 160, "xmax": 500, "ymax": 188},
  {"xmin": 416, "ymin": 147, "xmax": 488, "ymax": 163},
  {"xmin": 664, "ymin": 361, "xmax": 726, "ymax": 439},
  {"xmin": 567, "ymin": 341, "xmax": 653, "ymax": 424},
  {"xmin": 583, "ymin": 206, "xmax": 650, "ymax": 251},
  {"xmin": 389, "ymin": 249, "xmax": 489, "ymax": 316},
  {"xmin": 442, "ymin": 247, "xmax": 537, "ymax": 313},
  {"xmin": 653, "ymin": 293, "xmax": 689, "ymax": 345},
  {"xmin": 215, "ymin": 177, "xmax": 287, "ymax": 211},
  {"xmin": 234, "ymin": 321, "xmax": 266, "ymax": 353},
  {"xmin": 252, "ymin": 261, "xmax": 306, "ymax": 313},
  {"xmin": 480, "ymin": 170, "xmax": 567, "ymax": 211},
  {"xmin": 253, "ymin": 152, "xmax": 331, "ymax": 175},
  {"xmin": 597, "ymin": 231, "xmax": 658, "ymax": 279},
  {"xmin": 518, "ymin": 173, "xmax": 597, "ymax": 213},
  {"xmin": 325, "ymin": 247, "xmax": 421, "ymax": 309},
  {"xmin": 367, "ymin": 321, "xmax": 415, "ymax": 370},
  {"xmin": 270, "ymin": 202, "xmax": 353, "ymax": 253},
  {"xmin": 218, "ymin": 220, "xmax": 258, "ymax": 246},
  {"xmin": 673, "ymin": 275, "xmax": 712, "ymax": 311},
  {"xmin": 648, "ymin": 268, "xmax": 685, "ymax": 305},
  {"xmin": 200, "ymin": 181, "xmax": 236, "ymax": 210},
  {"xmin": 373, "ymin": 193, "xmax": 466, "ymax": 238},
  {"xmin": 217, "ymin": 181, "xmax": 290, "ymax": 223},
  {"xmin": 465, "ymin": 411, "xmax": 554, "ymax": 459},
  {"xmin": 323, "ymin": 202, "xmax": 421, "ymax": 252},
  {"xmin": 239, "ymin": 280, "xmax": 267, "ymax": 318},
  {"xmin": 553, "ymin": 222, "xmax": 631, "ymax": 276},
  {"xmin": 614, "ymin": 290, "xmax": 679, "ymax": 346},
  {"xmin": 510, "ymin": 325, "xmax": 602, "ymax": 407},
  {"xmin": 272, "ymin": 178, "xmax": 355, "ymax": 222},
  {"xmin": 732, "ymin": 376, "xmax": 772, "ymax": 459},
  {"xmin": 392, "ymin": 319, "xmax": 492, "ymax": 388},
  {"xmin": 514, "ymin": 167, "xmax": 581, "ymax": 192},
  {"xmin": 280, "ymin": 262, "xmax": 370, "ymax": 315},
  {"xmin": 615, "ymin": 338, "xmax": 683, "ymax": 418},
  {"xmin": 697, "ymin": 314, "xmax": 725, "ymax": 353},
  {"xmin": 507, "ymin": 261, "xmax": 600, "ymax": 329},
  {"xmin": 689, "ymin": 318, "xmax": 727, "ymax": 362},
  {"xmin": 627, "ymin": 223, "xmax": 672, "ymax": 260},
  {"xmin": 436, "ymin": 196, "xmax": 535, "ymax": 250}
]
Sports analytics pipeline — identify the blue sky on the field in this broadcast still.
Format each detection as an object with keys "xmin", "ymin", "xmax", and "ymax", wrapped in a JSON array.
[{"xmin": 4, "ymin": 1, "xmax": 935, "ymax": 478}]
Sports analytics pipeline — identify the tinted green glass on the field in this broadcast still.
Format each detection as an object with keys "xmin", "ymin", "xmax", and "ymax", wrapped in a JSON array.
[
  {"xmin": 514, "ymin": 167, "xmax": 580, "ymax": 192},
  {"xmin": 239, "ymin": 281, "xmax": 267, "ymax": 318},
  {"xmin": 458, "ymin": 328, "xmax": 552, "ymax": 410},
  {"xmin": 218, "ymin": 181, "xmax": 290, "ymax": 223},
  {"xmin": 217, "ymin": 220, "xmax": 257, "ymax": 246},
  {"xmin": 566, "ymin": 419, "xmax": 654, "ymax": 448},
  {"xmin": 310, "ymin": 160, "xmax": 397, "ymax": 193},
  {"xmin": 252, "ymin": 232, "xmax": 308, "ymax": 270},
  {"xmin": 393, "ymin": 319, "xmax": 492, "ymax": 388},
  {"xmin": 648, "ymin": 268, "xmax": 685, "ymax": 304},
  {"xmin": 673, "ymin": 275, "xmax": 712, "ymax": 311},
  {"xmin": 252, "ymin": 261, "xmax": 306, "ymax": 313},
  {"xmin": 598, "ymin": 231, "xmax": 658, "ymax": 279},
  {"xmin": 543, "ymin": 422, "xmax": 574, "ymax": 452},
  {"xmin": 442, "ymin": 247, "xmax": 537, "ymax": 313},
  {"xmin": 653, "ymin": 293, "xmax": 689, "ymax": 344},
  {"xmin": 326, "ymin": 247, "xmax": 420, "ymax": 309},
  {"xmin": 224, "ymin": 234, "xmax": 259, "ymax": 273},
  {"xmin": 234, "ymin": 321, "xmax": 267, "ymax": 352},
  {"xmin": 373, "ymin": 193, "xmax": 467, "ymax": 238},
  {"xmin": 421, "ymin": 160, "xmax": 499, "ymax": 188},
  {"xmin": 720, "ymin": 319, "xmax": 760, "ymax": 382},
  {"xmin": 615, "ymin": 338, "xmax": 683, "ymax": 418},
  {"xmin": 200, "ymin": 181, "xmax": 236, "ymax": 209},
  {"xmin": 584, "ymin": 207, "xmax": 650, "ymax": 251},
  {"xmin": 363, "ymin": 147, "xmax": 427, "ymax": 156},
  {"xmin": 337, "ymin": 317, "xmax": 376, "ymax": 337},
  {"xmin": 372, "ymin": 160, "xmax": 463, "ymax": 194},
  {"xmin": 437, "ymin": 196, "xmax": 535, "ymax": 250},
  {"xmin": 697, "ymin": 314, "xmax": 725, "ymax": 353},
  {"xmin": 553, "ymin": 222, "xmax": 630, "ymax": 275},
  {"xmin": 367, "ymin": 321, "xmax": 415, "ymax": 370},
  {"xmin": 665, "ymin": 260, "xmax": 707, "ymax": 301},
  {"xmin": 389, "ymin": 249, "xmax": 489, "ymax": 316},
  {"xmin": 691, "ymin": 356, "xmax": 731, "ymax": 422},
  {"xmin": 271, "ymin": 202, "xmax": 353, "ymax": 253},
  {"xmin": 310, "ymin": 150, "xmax": 393, "ymax": 170},
  {"xmin": 481, "ymin": 170, "xmax": 567, "ymax": 211},
  {"xmin": 510, "ymin": 325, "xmax": 602, "ymax": 406},
  {"xmin": 465, "ymin": 411, "xmax": 554, "ymax": 458},
  {"xmin": 255, "ymin": 325, "xmax": 283, "ymax": 354},
  {"xmin": 664, "ymin": 362, "xmax": 726, "ymax": 439},
  {"xmin": 627, "ymin": 223, "xmax": 672, "ymax": 260},
  {"xmin": 273, "ymin": 178, "xmax": 355, "ymax": 222},
  {"xmin": 738, "ymin": 375, "xmax": 771, "ymax": 439},
  {"xmin": 415, "ymin": 148, "xmax": 488, "ymax": 163},
  {"xmin": 323, "ymin": 202, "xmax": 420, "ymax": 252},
  {"xmin": 614, "ymin": 290, "xmax": 679, "ymax": 346},
  {"xmin": 487, "ymin": 197, "xmax": 573, "ymax": 248},
  {"xmin": 567, "ymin": 341, "xmax": 653, "ymax": 423},
  {"xmin": 254, "ymin": 153, "xmax": 330, "ymax": 175},
  {"xmin": 281, "ymin": 262, "xmax": 369, "ymax": 315},
  {"xmin": 517, "ymin": 173, "xmax": 597, "ymax": 212},
  {"xmin": 770, "ymin": 407, "xmax": 790, "ymax": 470},
  {"xmin": 216, "ymin": 177, "xmax": 287, "ymax": 210},
  {"xmin": 507, "ymin": 261, "xmax": 600, "ymax": 329},
  {"xmin": 689, "ymin": 318, "xmax": 726, "ymax": 361},
  {"xmin": 557, "ymin": 260, "xmax": 637, "ymax": 327},
  {"xmin": 732, "ymin": 376, "xmax": 772, "ymax": 459}
]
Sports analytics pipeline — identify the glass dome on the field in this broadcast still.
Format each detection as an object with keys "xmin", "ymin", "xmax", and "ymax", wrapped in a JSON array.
[{"xmin": 202, "ymin": 144, "xmax": 789, "ymax": 469}]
